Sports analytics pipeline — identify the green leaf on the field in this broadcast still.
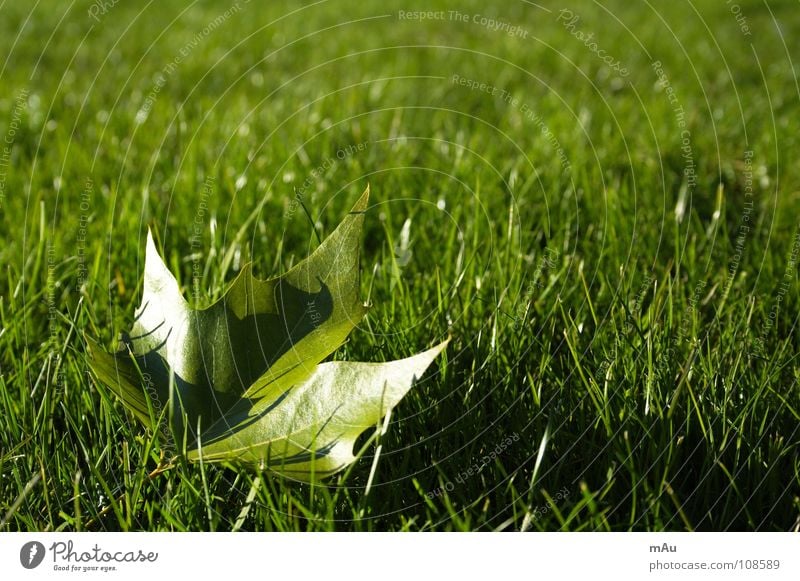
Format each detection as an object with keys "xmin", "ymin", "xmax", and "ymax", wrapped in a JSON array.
[
  {"xmin": 190, "ymin": 342, "xmax": 448, "ymax": 478},
  {"xmin": 87, "ymin": 186, "xmax": 448, "ymax": 480}
]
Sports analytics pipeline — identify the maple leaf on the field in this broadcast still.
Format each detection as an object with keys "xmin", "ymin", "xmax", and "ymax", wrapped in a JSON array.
[{"xmin": 87, "ymin": 187, "xmax": 447, "ymax": 480}]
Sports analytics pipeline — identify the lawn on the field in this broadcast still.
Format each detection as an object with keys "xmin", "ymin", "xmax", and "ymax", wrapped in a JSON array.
[{"xmin": 1, "ymin": 0, "xmax": 799, "ymax": 531}]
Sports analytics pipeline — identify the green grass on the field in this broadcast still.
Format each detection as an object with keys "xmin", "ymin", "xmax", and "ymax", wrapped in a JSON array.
[{"xmin": 1, "ymin": 0, "xmax": 799, "ymax": 531}]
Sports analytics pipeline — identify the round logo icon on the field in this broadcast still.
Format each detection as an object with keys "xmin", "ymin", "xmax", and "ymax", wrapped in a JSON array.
[{"xmin": 20, "ymin": 541, "xmax": 46, "ymax": 569}]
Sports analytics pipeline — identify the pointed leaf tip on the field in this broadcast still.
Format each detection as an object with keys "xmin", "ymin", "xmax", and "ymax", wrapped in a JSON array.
[
  {"xmin": 145, "ymin": 228, "xmax": 160, "ymax": 266},
  {"xmin": 351, "ymin": 184, "xmax": 370, "ymax": 213}
]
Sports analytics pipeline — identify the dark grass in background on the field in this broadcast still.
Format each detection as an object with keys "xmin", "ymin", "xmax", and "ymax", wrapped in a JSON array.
[{"xmin": 1, "ymin": 0, "xmax": 799, "ymax": 530}]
